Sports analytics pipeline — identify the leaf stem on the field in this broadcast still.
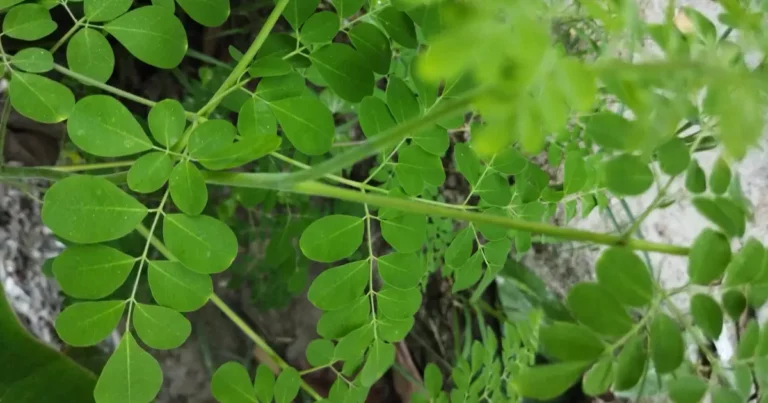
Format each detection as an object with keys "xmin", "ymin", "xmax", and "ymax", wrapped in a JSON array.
[
  {"xmin": 52, "ymin": 64, "xmax": 198, "ymax": 121},
  {"xmin": 50, "ymin": 18, "xmax": 84, "ymax": 53},
  {"xmin": 0, "ymin": 93, "xmax": 11, "ymax": 167},
  {"xmin": 134, "ymin": 224, "xmax": 324, "ymax": 401},
  {"xmin": 209, "ymin": 295, "xmax": 323, "ymax": 401},
  {"xmin": 202, "ymin": 177, "xmax": 691, "ymax": 255},
  {"xmin": 46, "ymin": 160, "xmax": 136, "ymax": 172}
]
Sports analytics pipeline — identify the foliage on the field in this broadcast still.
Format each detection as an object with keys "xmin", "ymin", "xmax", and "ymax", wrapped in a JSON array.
[{"xmin": 2, "ymin": 0, "xmax": 768, "ymax": 402}]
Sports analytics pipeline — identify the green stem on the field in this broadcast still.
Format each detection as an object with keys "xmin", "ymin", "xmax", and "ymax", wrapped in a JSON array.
[
  {"xmin": 50, "ymin": 18, "xmax": 84, "ymax": 53},
  {"xmin": 0, "ymin": 165, "xmax": 69, "ymax": 181},
  {"xmin": 209, "ymin": 295, "xmax": 323, "ymax": 401},
  {"xmin": 186, "ymin": 48, "xmax": 232, "ymax": 69},
  {"xmin": 621, "ymin": 176, "xmax": 676, "ymax": 240},
  {"xmin": 134, "ymin": 224, "xmax": 324, "ymax": 401},
  {"xmin": 0, "ymin": 93, "xmax": 11, "ymax": 167},
  {"xmin": 52, "ymin": 64, "xmax": 198, "ymax": 121},
  {"xmin": 202, "ymin": 177, "xmax": 690, "ymax": 255},
  {"xmin": 46, "ymin": 160, "xmax": 135, "ymax": 172},
  {"xmin": 198, "ymin": 0, "xmax": 289, "ymax": 115}
]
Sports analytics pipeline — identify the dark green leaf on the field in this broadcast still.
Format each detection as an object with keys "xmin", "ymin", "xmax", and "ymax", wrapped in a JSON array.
[
  {"xmin": 376, "ymin": 6, "xmax": 417, "ymax": 48},
  {"xmin": 359, "ymin": 96, "xmax": 396, "ymax": 138},
  {"xmin": 686, "ymin": 159, "xmax": 707, "ymax": 193},
  {"xmin": 361, "ymin": 340, "xmax": 395, "ymax": 386},
  {"xmin": 238, "ymin": 97, "xmax": 277, "ymax": 137},
  {"xmin": 147, "ymin": 260, "xmax": 212, "ymax": 312},
  {"xmin": 613, "ymin": 336, "xmax": 646, "ymax": 390},
  {"xmin": 737, "ymin": 320, "xmax": 760, "ymax": 359},
  {"xmin": 690, "ymin": 293, "xmax": 723, "ymax": 340},
  {"xmin": 582, "ymin": 358, "xmax": 613, "ymax": 397},
  {"xmin": 688, "ymin": 228, "xmax": 731, "ymax": 285},
  {"xmin": 211, "ymin": 362, "xmax": 257, "ymax": 403},
  {"xmin": 55, "ymin": 300, "xmax": 126, "ymax": 346},
  {"xmin": 11, "ymin": 47, "xmax": 52, "ymax": 72},
  {"xmin": 248, "ymin": 56, "xmax": 292, "ymax": 78},
  {"xmin": 380, "ymin": 213, "xmax": 426, "ymax": 253},
  {"xmin": 301, "ymin": 11, "xmax": 338, "ymax": 44},
  {"xmin": 514, "ymin": 361, "xmax": 591, "ymax": 400},
  {"xmin": 602, "ymin": 154, "xmax": 653, "ymax": 196},
  {"xmin": 176, "ymin": 0, "xmax": 229, "ymax": 27},
  {"xmin": 282, "ymin": 0, "xmax": 318, "ymax": 29},
  {"xmin": 163, "ymin": 214, "xmax": 238, "ymax": 274},
  {"xmin": 308, "ymin": 260, "xmax": 368, "ymax": 310},
  {"xmin": 84, "ymin": 0, "xmax": 131, "ymax": 21},
  {"xmin": 722, "ymin": 289, "xmax": 747, "ymax": 320},
  {"xmin": 566, "ymin": 282, "xmax": 633, "ymax": 336},
  {"xmin": 668, "ymin": 375, "xmax": 707, "ymax": 403},
  {"xmin": 275, "ymin": 368, "xmax": 301, "ymax": 403},
  {"xmin": 454, "ymin": 143, "xmax": 482, "ymax": 186},
  {"xmin": 93, "ymin": 333, "xmax": 163, "ymax": 403},
  {"xmin": 270, "ymin": 95, "xmax": 334, "ymax": 155},
  {"xmin": 692, "ymin": 196, "xmax": 745, "ymax": 237},
  {"xmin": 53, "ymin": 245, "xmax": 135, "ymax": 299},
  {"xmin": 656, "ymin": 137, "xmax": 690, "ymax": 175},
  {"xmin": 254, "ymin": 365, "xmax": 274, "ymax": 403},
  {"xmin": 68, "ymin": 95, "xmax": 153, "ymax": 157},
  {"xmin": 331, "ymin": 0, "xmax": 363, "ymax": 18},
  {"xmin": 724, "ymin": 238, "xmax": 764, "ymax": 286},
  {"xmin": 9, "ymin": 71, "xmax": 74, "ymax": 123},
  {"xmin": 378, "ymin": 252, "xmax": 425, "ymax": 290},
  {"xmin": 3, "ymin": 4, "xmax": 56, "ymax": 40},
  {"xmin": 650, "ymin": 313, "xmax": 684, "ymax": 373},
  {"xmin": 386, "ymin": 76, "xmax": 419, "ymax": 123},
  {"xmin": 169, "ymin": 161, "xmax": 208, "ymax": 215},
  {"xmin": 133, "ymin": 303, "xmax": 191, "ymax": 350},
  {"xmin": 348, "ymin": 22, "xmax": 391, "ymax": 74},
  {"xmin": 306, "ymin": 339, "xmax": 335, "ymax": 367},
  {"xmin": 127, "ymin": 152, "xmax": 173, "ymax": 193},
  {"xmin": 540, "ymin": 322, "xmax": 605, "ymax": 362},
  {"xmin": 377, "ymin": 286, "xmax": 421, "ymax": 320},
  {"xmin": 104, "ymin": 6, "xmax": 187, "ymax": 69},
  {"xmin": 445, "ymin": 226, "xmax": 473, "ymax": 268},
  {"xmin": 256, "ymin": 71, "xmax": 305, "ymax": 101},
  {"xmin": 42, "ymin": 176, "xmax": 148, "ymax": 244},
  {"xmin": 710, "ymin": 157, "xmax": 731, "ymax": 195},
  {"xmin": 311, "ymin": 43, "xmax": 373, "ymax": 103},
  {"xmin": 148, "ymin": 99, "xmax": 186, "ymax": 148},
  {"xmin": 595, "ymin": 247, "xmax": 653, "ymax": 307}
]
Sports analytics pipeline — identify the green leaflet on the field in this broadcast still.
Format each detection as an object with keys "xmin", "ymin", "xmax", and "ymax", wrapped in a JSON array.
[
  {"xmin": 380, "ymin": 212, "xmax": 426, "ymax": 253},
  {"xmin": 93, "ymin": 333, "xmax": 163, "ymax": 403},
  {"xmin": 692, "ymin": 196, "xmax": 745, "ymax": 237},
  {"xmin": 377, "ymin": 286, "xmax": 421, "ymax": 319},
  {"xmin": 656, "ymin": 137, "xmax": 690, "ymax": 175},
  {"xmin": 452, "ymin": 252, "xmax": 483, "ymax": 292},
  {"xmin": 84, "ymin": 0, "xmax": 131, "ymax": 22},
  {"xmin": 595, "ymin": 247, "xmax": 653, "ymax": 307},
  {"xmin": 317, "ymin": 296, "xmax": 370, "ymax": 339},
  {"xmin": 650, "ymin": 314, "xmax": 684, "ymax": 373},
  {"xmin": 270, "ymin": 95, "xmax": 335, "ymax": 155},
  {"xmin": 9, "ymin": 71, "xmax": 74, "ymax": 124},
  {"xmin": 188, "ymin": 119, "xmax": 236, "ymax": 158},
  {"xmin": 176, "ymin": 0, "xmax": 230, "ymax": 27},
  {"xmin": 710, "ymin": 157, "xmax": 732, "ymax": 195},
  {"xmin": 254, "ymin": 365, "xmax": 275, "ymax": 403},
  {"xmin": 55, "ymin": 300, "xmax": 126, "ymax": 346},
  {"xmin": 104, "ymin": 6, "xmax": 187, "ymax": 69},
  {"xmin": 722, "ymin": 289, "xmax": 747, "ymax": 320},
  {"xmin": 539, "ymin": 322, "xmax": 604, "ymax": 362},
  {"xmin": 238, "ymin": 97, "xmax": 278, "ymax": 137},
  {"xmin": 68, "ymin": 95, "xmax": 153, "ymax": 157},
  {"xmin": 690, "ymin": 293, "xmax": 723, "ymax": 340},
  {"xmin": 348, "ymin": 22, "xmax": 391, "ymax": 75},
  {"xmin": 361, "ymin": 340, "xmax": 395, "ymax": 387},
  {"xmin": 513, "ymin": 361, "xmax": 591, "ymax": 400},
  {"xmin": 668, "ymin": 375, "xmax": 708, "ymax": 403},
  {"xmin": 310, "ymin": 43, "xmax": 374, "ymax": 103},
  {"xmin": 489, "ymin": 147, "xmax": 527, "ymax": 175},
  {"xmin": 475, "ymin": 172, "xmax": 512, "ymax": 206},
  {"xmin": 133, "ymin": 303, "xmax": 191, "ymax": 350},
  {"xmin": 248, "ymin": 56, "xmax": 292, "ymax": 77},
  {"xmin": 724, "ymin": 238, "xmax": 764, "ymax": 286},
  {"xmin": 455, "ymin": 143, "xmax": 483, "ymax": 186},
  {"xmin": 256, "ymin": 71, "xmax": 306, "ymax": 101},
  {"xmin": 335, "ymin": 324, "xmax": 374, "ymax": 361},
  {"xmin": 196, "ymin": 136, "xmax": 281, "ymax": 170},
  {"xmin": 53, "ymin": 244, "xmax": 135, "ymax": 300},
  {"xmin": 445, "ymin": 226, "xmax": 473, "ymax": 268},
  {"xmin": 613, "ymin": 336, "xmax": 646, "ymax": 390},
  {"xmin": 127, "ymin": 152, "xmax": 173, "ymax": 194},
  {"xmin": 299, "ymin": 215, "xmax": 364, "ymax": 262},
  {"xmin": 331, "ymin": 0, "xmax": 364, "ymax": 18},
  {"xmin": 378, "ymin": 252, "xmax": 426, "ymax": 290},
  {"xmin": 379, "ymin": 316, "xmax": 414, "ymax": 342},
  {"xmin": 274, "ymin": 368, "xmax": 301, "ymax": 403},
  {"xmin": 163, "ymin": 214, "xmax": 238, "ymax": 274},
  {"xmin": 358, "ymin": 95, "xmax": 397, "ymax": 138},
  {"xmin": 42, "ymin": 176, "xmax": 148, "ymax": 244},
  {"xmin": 3, "ymin": 4, "xmax": 56, "ymax": 40},
  {"xmin": 307, "ymin": 260, "xmax": 368, "ymax": 310},
  {"xmin": 301, "ymin": 11, "xmax": 339, "ymax": 44},
  {"xmin": 282, "ymin": 0, "xmax": 319, "ymax": 30},
  {"xmin": 584, "ymin": 111, "xmax": 635, "ymax": 150},
  {"xmin": 737, "ymin": 320, "xmax": 760, "ymax": 359},
  {"xmin": 148, "ymin": 99, "xmax": 186, "ymax": 148},
  {"xmin": 395, "ymin": 143, "xmax": 445, "ymax": 195},
  {"xmin": 602, "ymin": 154, "xmax": 653, "ymax": 196},
  {"xmin": 387, "ymin": 76, "xmax": 420, "ymax": 123},
  {"xmin": 11, "ymin": 47, "xmax": 52, "ymax": 73},
  {"xmin": 169, "ymin": 161, "xmax": 208, "ymax": 215},
  {"xmin": 66, "ymin": 28, "xmax": 115, "ymax": 83},
  {"xmin": 688, "ymin": 229, "xmax": 732, "ymax": 285},
  {"xmin": 566, "ymin": 282, "xmax": 633, "ymax": 336},
  {"xmin": 376, "ymin": 6, "xmax": 418, "ymax": 48},
  {"xmin": 686, "ymin": 159, "xmax": 707, "ymax": 193},
  {"xmin": 306, "ymin": 339, "xmax": 335, "ymax": 366},
  {"xmin": 147, "ymin": 260, "xmax": 212, "ymax": 312},
  {"xmin": 582, "ymin": 358, "xmax": 613, "ymax": 397},
  {"xmin": 564, "ymin": 150, "xmax": 587, "ymax": 194},
  {"xmin": 211, "ymin": 361, "xmax": 257, "ymax": 403},
  {"xmin": 412, "ymin": 125, "xmax": 449, "ymax": 156}
]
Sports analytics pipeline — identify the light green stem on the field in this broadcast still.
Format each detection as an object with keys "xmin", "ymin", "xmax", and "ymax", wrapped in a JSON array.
[
  {"xmin": 47, "ymin": 160, "xmax": 135, "ymax": 172},
  {"xmin": 50, "ymin": 18, "xmax": 84, "ymax": 53},
  {"xmin": 201, "ymin": 176, "xmax": 691, "ymax": 256}
]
